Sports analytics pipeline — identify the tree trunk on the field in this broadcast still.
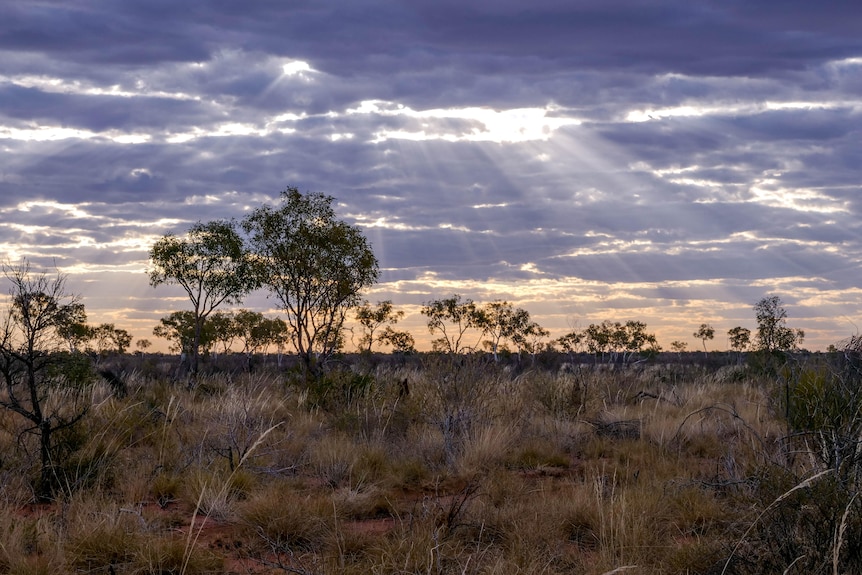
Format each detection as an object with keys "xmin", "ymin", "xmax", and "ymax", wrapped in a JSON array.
[
  {"xmin": 37, "ymin": 419, "xmax": 53, "ymax": 502},
  {"xmin": 192, "ymin": 314, "xmax": 203, "ymax": 377}
]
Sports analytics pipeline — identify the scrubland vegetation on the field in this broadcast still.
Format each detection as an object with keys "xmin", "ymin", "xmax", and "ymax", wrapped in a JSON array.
[
  {"xmin": 2, "ymin": 347, "xmax": 862, "ymax": 574},
  {"xmin": 2, "ymin": 188, "xmax": 856, "ymax": 573}
]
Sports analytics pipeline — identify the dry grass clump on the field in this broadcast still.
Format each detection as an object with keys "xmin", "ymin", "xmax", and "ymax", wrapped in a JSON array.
[
  {"xmin": 150, "ymin": 471, "xmax": 183, "ymax": 508},
  {"xmin": 198, "ymin": 375, "xmax": 289, "ymax": 469},
  {"xmin": 409, "ymin": 356, "xmax": 506, "ymax": 466},
  {"xmin": 580, "ymin": 473, "xmax": 673, "ymax": 569},
  {"xmin": 58, "ymin": 491, "xmax": 227, "ymax": 574},
  {"xmin": 457, "ymin": 422, "xmax": 519, "ymax": 474},
  {"xmin": 182, "ymin": 466, "xmax": 256, "ymax": 519},
  {"xmin": 385, "ymin": 453, "xmax": 433, "ymax": 490},
  {"xmin": 369, "ymin": 521, "xmax": 444, "ymax": 574},
  {"xmin": 65, "ymin": 519, "xmax": 140, "ymax": 573},
  {"xmin": 504, "ymin": 433, "xmax": 571, "ymax": 472},
  {"xmin": 308, "ymin": 432, "xmax": 361, "ymax": 489},
  {"xmin": 134, "ymin": 534, "xmax": 224, "ymax": 574},
  {"xmin": 0, "ymin": 505, "xmax": 63, "ymax": 574},
  {"xmin": 349, "ymin": 440, "xmax": 391, "ymax": 483},
  {"xmin": 523, "ymin": 368, "xmax": 592, "ymax": 419},
  {"xmin": 332, "ymin": 483, "xmax": 393, "ymax": 520},
  {"xmin": 238, "ymin": 480, "xmax": 335, "ymax": 553}
]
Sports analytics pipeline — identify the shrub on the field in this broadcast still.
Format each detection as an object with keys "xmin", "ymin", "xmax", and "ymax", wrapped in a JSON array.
[
  {"xmin": 294, "ymin": 368, "xmax": 376, "ymax": 411},
  {"xmin": 723, "ymin": 351, "xmax": 862, "ymax": 573}
]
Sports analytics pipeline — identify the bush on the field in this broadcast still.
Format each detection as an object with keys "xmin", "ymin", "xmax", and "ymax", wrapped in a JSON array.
[
  {"xmin": 724, "ymin": 352, "xmax": 862, "ymax": 573},
  {"xmin": 292, "ymin": 368, "xmax": 376, "ymax": 411}
]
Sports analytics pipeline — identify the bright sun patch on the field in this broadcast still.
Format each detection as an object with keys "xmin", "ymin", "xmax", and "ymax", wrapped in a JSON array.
[{"xmin": 350, "ymin": 101, "xmax": 581, "ymax": 143}]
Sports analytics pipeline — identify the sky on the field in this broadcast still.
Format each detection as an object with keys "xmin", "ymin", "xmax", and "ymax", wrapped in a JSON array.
[{"xmin": 1, "ymin": 1, "xmax": 862, "ymax": 353}]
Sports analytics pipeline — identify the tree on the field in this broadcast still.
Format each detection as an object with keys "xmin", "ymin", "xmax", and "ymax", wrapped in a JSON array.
[
  {"xmin": 693, "ymin": 323, "xmax": 715, "ymax": 352},
  {"xmin": 754, "ymin": 296, "xmax": 804, "ymax": 353},
  {"xmin": 727, "ymin": 326, "xmax": 750, "ymax": 364},
  {"xmin": 148, "ymin": 219, "xmax": 257, "ymax": 379},
  {"xmin": 243, "ymin": 188, "xmax": 379, "ymax": 378},
  {"xmin": 670, "ymin": 340, "xmax": 688, "ymax": 358},
  {"xmin": 0, "ymin": 261, "xmax": 94, "ymax": 500},
  {"xmin": 135, "ymin": 339, "xmax": 152, "ymax": 354},
  {"xmin": 614, "ymin": 320, "xmax": 659, "ymax": 362},
  {"xmin": 153, "ymin": 310, "xmax": 215, "ymax": 357},
  {"xmin": 378, "ymin": 326, "xmax": 416, "ymax": 354},
  {"xmin": 421, "ymin": 294, "xmax": 482, "ymax": 354},
  {"xmin": 727, "ymin": 327, "xmax": 751, "ymax": 352},
  {"xmin": 583, "ymin": 320, "xmax": 658, "ymax": 363},
  {"xmin": 512, "ymin": 320, "xmax": 550, "ymax": 363},
  {"xmin": 55, "ymin": 303, "xmax": 91, "ymax": 352},
  {"xmin": 232, "ymin": 309, "xmax": 288, "ymax": 371},
  {"xmin": 355, "ymin": 300, "xmax": 405, "ymax": 353},
  {"xmin": 557, "ymin": 330, "xmax": 584, "ymax": 363},
  {"xmin": 208, "ymin": 310, "xmax": 239, "ymax": 356},
  {"xmin": 90, "ymin": 323, "xmax": 132, "ymax": 355},
  {"xmin": 583, "ymin": 321, "xmax": 614, "ymax": 361},
  {"xmin": 474, "ymin": 300, "xmax": 532, "ymax": 362}
]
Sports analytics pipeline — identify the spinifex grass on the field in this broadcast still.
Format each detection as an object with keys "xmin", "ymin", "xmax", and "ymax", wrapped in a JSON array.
[{"xmin": 0, "ymin": 356, "xmax": 833, "ymax": 574}]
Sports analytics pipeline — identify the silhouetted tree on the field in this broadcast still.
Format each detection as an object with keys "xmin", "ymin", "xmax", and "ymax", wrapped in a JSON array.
[
  {"xmin": 149, "ymin": 220, "xmax": 257, "ymax": 379},
  {"xmin": 0, "ymin": 261, "xmax": 94, "ymax": 500},
  {"xmin": 55, "ymin": 303, "xmax": 90, "ymax": 352},
  {"xmin": 243, "ymin": 188, "xmax": 378, "ymax": 378},
  {"xmin": 91, "ymin": 323, "xmax": 132, "ymax": 355},
  {"xmin": 233, "ymin": 309, "xmax": 288, "ymax": 371},
  {"xmin": 693, "ymin": 323, "xmax": 715, "ymax": 352},
  {"xmin": 557, "ymin": 329, "xmax": 584, "ymax": 363},
  {"xmin": 670, "ymin": 340, "xmax": 688, "ymax": 358},
  {"xmin": 207, "ymin": 310, "xmax": 239, "ymax": 356},
  {"xmin": 378, "ymin": 326, "xmax": 416, "ymax": 354},
  {"xmin": 355, "ymin": 300, "xmax": 405, "ymax": 353},
  {"xmin": 474, "ymin": 300, "xmax": 532, "ymax": 362},
  {"xmin": 583, "ymin": 320, "xmax": 658, "ymax": 363},
  {"xmin": 728, "ymin": 326, "xmax": 751, "ymax": 363},
  {"xmin": 153, "ymin": 310, "xmax": 215, "ymax": 357},
  {"xmin": 754, "ymin": 296, "xmax": 804, "ymax": 353},
  {"xmin": 421, "ymin": 294, "xmax": 482, "ymax": 354}
]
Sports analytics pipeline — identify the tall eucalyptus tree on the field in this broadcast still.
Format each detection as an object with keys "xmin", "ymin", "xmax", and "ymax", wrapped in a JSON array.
[
  {"xmin": 148, "ymin": 220, "xmax": 258, "ymax": 379},
  {"xmin": 243, "ymin": 188, "xmax": 378, "ymax": 379}
]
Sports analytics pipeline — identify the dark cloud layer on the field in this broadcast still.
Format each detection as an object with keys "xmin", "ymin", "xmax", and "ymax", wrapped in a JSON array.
[{"xmin": 1, "ymin": 1, "xmax": 861, "ymax": 350}]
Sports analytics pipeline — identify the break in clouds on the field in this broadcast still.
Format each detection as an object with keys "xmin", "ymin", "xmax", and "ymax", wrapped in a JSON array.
[{"xmin": 1, "ymin": 1, "xmax": 862, "ymax": 350}]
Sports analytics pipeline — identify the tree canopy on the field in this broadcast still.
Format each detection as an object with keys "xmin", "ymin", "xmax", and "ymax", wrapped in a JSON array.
[
  {"xmin": 421, "ymin": 294, "xmax": 482, "ymax": 354},
  {"xmin": 693, "ymin": 323, "xmax": 715, "ymax": 352},
  {"xmin": 242, "ymin": 187, "xmax": 378, "ymax": 377},
  {"xmin": 754, "ymin": 295, "xmax": 804, "ymax": 353},
  {"xmin": 148, "ymin": 219, "xmax": 257, "ymax": 378},
  {"xmin": 355, "ymin": 300, "xmax": 412, "ymax": 354}
]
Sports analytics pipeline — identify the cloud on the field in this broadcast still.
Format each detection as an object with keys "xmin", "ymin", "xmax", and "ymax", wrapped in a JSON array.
[{"xmin": 0, "ymin": 2, "xmax": 861, "ymax": 351}]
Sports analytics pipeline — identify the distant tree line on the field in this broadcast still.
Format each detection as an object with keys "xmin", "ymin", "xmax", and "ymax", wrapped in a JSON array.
[
  {"xmin": 0, "ymin": 186, "xmax": 815, "ymax": 503},
  {"xmin": 145, "ymin": 186, "xmax": 810, "ymax": 377}
]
